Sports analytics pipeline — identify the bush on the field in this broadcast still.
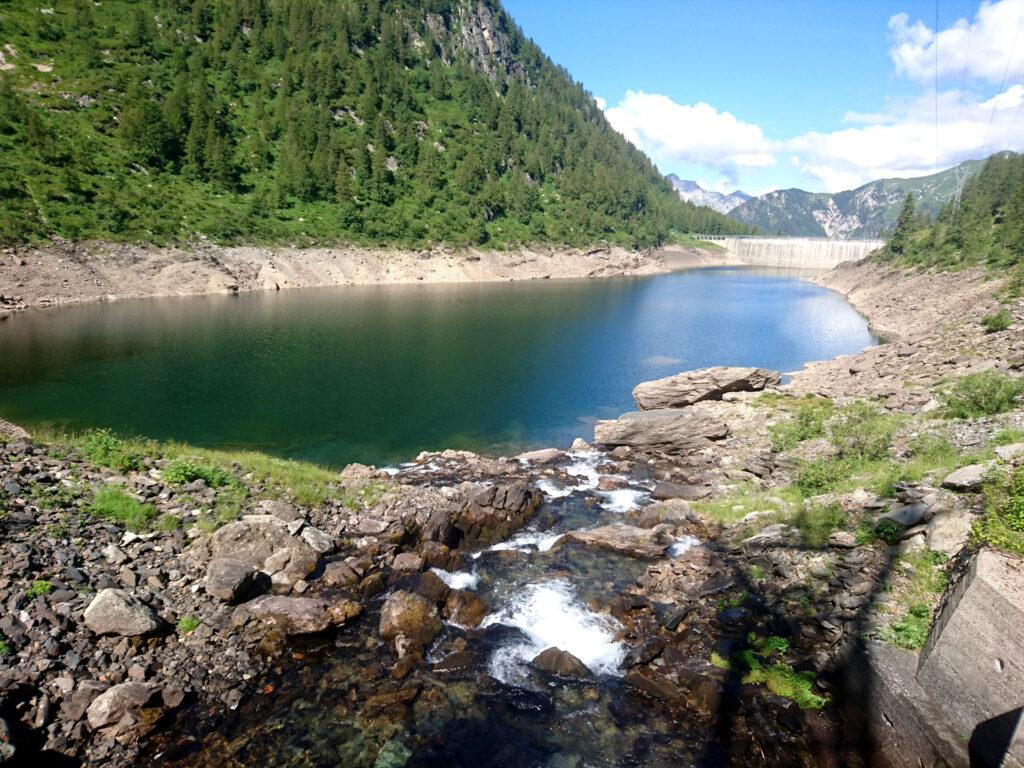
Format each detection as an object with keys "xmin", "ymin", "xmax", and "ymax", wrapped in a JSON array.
[
  {"xmin": 87, "ymin": 486, "xmax": 156, "ymax": 532},
  {"xmin": 940, "ymin": 372, "xmax": 1024, "ymax": 419},
  {"xmin": 78, "ymin": 429, "xmax": 146, "ymax": 472},
  {"xmin": 829, "ymin": 401, "xmax": 901, "ymax": 461},
  {"xmin": 982, "ymin": 308, "xmax": 1012, "ymax": 333},
  {"xmin": 163, "ymin": 457, "xmax": 233, "ymax": 488}
]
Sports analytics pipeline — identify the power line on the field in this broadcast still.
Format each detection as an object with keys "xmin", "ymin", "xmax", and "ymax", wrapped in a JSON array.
[{"xmin": 935, "ymin": 0, "xmax": 939, "ymax": 174}]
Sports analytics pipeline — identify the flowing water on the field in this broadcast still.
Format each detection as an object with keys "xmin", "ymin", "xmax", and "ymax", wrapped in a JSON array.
[{"xmin": 0, "ymin": 267, "xmax": 875, "ymax": 467}]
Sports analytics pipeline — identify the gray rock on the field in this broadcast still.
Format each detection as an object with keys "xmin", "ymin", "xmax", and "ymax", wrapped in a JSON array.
[
  {"xmin": 86, "ymin": 682, "xmax": 157, "ymax": 731},
  {"xmin": 299, "ymin": 525, "xmax": 335, "ymax": 554},
  {"xmin": 558, "ymin": 523, "xmax": 676, "ymax": 559},
  {"xmin": 878, "ymin": 501, "xmax": 931, "ymax": 528},
  {"xmin": 632, "ymin": 366, "xmax": 781, "ymax": 410},
  {"xmin": 741, "ymin": 523, "xmax": 797, "ymax": 550},
  {"xmin": 83, "ymin": 589, "xmax": 160, "ymax": 637},
  {"xmin": 256, "ymin": 498, "xmax": 302, "ymax": 522},
  {"xmin": 242, "ymin": 595, "xmax": 361, "ymax": 635},
  {"xmin": 924, "ymin": 507, "xmax": 974, "ymax": 557},
  {"xmin": 635, "ymin": 499, "xmax": 695, "ymax": 528},
  {"xmin": 443, "ymin": 589, "xmax": 487, "ymax": 627},
  {"xmin": 594, "ymin": 409, "xmax": 728, "ymax": 453},
  {"xmin": 0, "ymin": 716, "xmax": 14, "ymax": 763},
  {"xmin": 995, "ymin": 443, "xmax": 1024, "ymax": 461},
  {"xmin": 392, "ymin": 552, "xmax": 425, "ymax": 572},
  {"xmin": 531, "ymin": 647, "xmax": 590, "ymax": 678},
  {"xmin": 205, "ymin": 558, "xmax": 263, "ymax": 603},
  {"xmin": 828, "ymin": 530, "xmax": 858, "ymax": 549},
  {"xmin": 321, "ymin": 560, "xmax": 360, "ymax": 587},
  {"xmin": 210, "ymin": 515, "xmax": 319, "ymax": 587},
  {"xmin": 651, "ymin": 481, "xmax": 711, "ymax": 501},
  {"xmin": 941, "ymin": 464, "xmax": 987, "ymax": 491},
  {"xmin": 515, "ymin": 448, "xmax": 562, "ymax": 463}
]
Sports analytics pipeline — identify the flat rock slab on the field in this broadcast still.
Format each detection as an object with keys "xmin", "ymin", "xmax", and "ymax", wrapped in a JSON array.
[
  {"xmin": 558, "ymin": 523, "xmax": 676, "ymax": 559},
  {"xmin": 594, "ymin": 409, "xmax": 728, "ymax": 453},
  {"xmin": 83, "ymin": 589, "xmax": 160, "ymax": 637},
  {"xmin": 941, "ymin": 464, "xmax": 988, "ymax": 491},
  {"xmin": 242, "ymin": 595, "xmax": 362, "ymax": 635},
  {"xmin": 632, "ymin": 366, "xmax": 781, "ymax": 410}
]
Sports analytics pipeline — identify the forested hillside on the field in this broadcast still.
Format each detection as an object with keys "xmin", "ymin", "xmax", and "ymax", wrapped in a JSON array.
[
  {"xmin": 879, "ymin": 152, "xmax": 1023, "ymax": 269},
  {"xmin": 0, "ymin": 0, "xmax": 748, "ymax": 247}
]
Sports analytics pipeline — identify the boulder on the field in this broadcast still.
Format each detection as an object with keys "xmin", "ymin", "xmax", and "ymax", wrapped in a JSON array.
[
  {"xmin": 86, "ymin": 682, "xmax": 165, "ymax": 742},
  {"xmin": 242, "ymin": 595, "xmax": 362, "ymax": 635},
  {"xmin": 740, "ymin": 523, "xmax": 797, "ymax": 551},
  {"xmin": 878, "ymin": 502, "xmax": 931, "ymax": 528},
  {"xmin": 635, "ymin": 499, "xmax": 696, "ymax": 529},
  {"xmin": 828, "ymin": 530, "xmax": 858, "ymax": 549},
  {"xmin": 452, "ymin": 481, "xmax": 541, "ymax": 545},
  {"xmin": 210, "ymin": 515, "xmax": 321, "ymax": 587},
  {"xmin": 379, "ymin": 591, "xmax": 443, "ymax": 656},
  {"xmin": 624, "ymin": 668, "xmax": 680, "ymax": 703},
  {"xmin": 321, "ymin": 560, "xmax": 360, "ymax": 587},
  {"xmin": 531, "ymin": 647, "xmax": 590, "ymax": 678},
  {"xmin": 443, "ymin": 589, "xmax": 487, "ymax": 627},
  {"xmin": 205, "ymin": 558, "xmax": 265, "ymax": 603},
  {"xmin": 515, "ymin": 448, "xmax": 562, "ymax": 464},
  {"xmin": 594, "ymin": 410, "xmax": 728, "ymax": 453},
  {"xmin": 632, "ymin": 366, "xmax": 781, "ymax": 410},
  {"xmin": 392, "ymin": 552, "xmax": 425, "ymax": 573},
  {"xmin": 941, "ymin": 464, "xmax": 988, "ymax": 492},
  {"xmin": 413, "ymin": 571, "xmax": 450, "ymax": 605},
  {"xmin": 924, "ymin": 507, "xmax": 974, "ymax": 557},
  {"xmin": 651, "ymin": 481, "xmax": 711, "ymax": 501},
  {"xmin": 558, "ymin": 524, "xmax": 676, "ymax": 559},
  {"xmin": 83, "ymin": 589, "xmax": 160, "ymax": 637},
  {"xmin": 995, "ymin": 443, "xmax": 1024, "ymax": 461}
]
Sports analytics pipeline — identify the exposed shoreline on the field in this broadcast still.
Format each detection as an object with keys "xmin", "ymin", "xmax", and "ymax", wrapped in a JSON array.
[{"xmin": 0, "ymin": 241, "xmax": 734, "ymax": 317}]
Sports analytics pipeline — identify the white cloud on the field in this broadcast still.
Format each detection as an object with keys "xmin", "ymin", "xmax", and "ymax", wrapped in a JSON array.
[
  {"xmin": 593, "ymin": 95, "xmax": 607, "ymax": 111},
  {"xmin": 604, "ymin": 91, "xmax": 777, "ymax": 181},
  {"xmin": 889, "ymin": 0, "xmax": 1024, "ymax": 83}
]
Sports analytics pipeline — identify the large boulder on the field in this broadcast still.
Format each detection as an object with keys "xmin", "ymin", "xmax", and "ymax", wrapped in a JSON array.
[
  {"xmin": 205, "ymin": 558, "xmax": 265, "ymax": 603},
  {"xmin": 452, "ymin": 481, "xmax": 541, "ymax": 546},
  {"xmin": 86, "ymin": 682, "xmax": 165, "ymax": 742},
  {"xmin": 532, "ymin": 647, "xmax": 590, "ymax": 678},
  {"xmin": 83, "ymin": 589, "xmax": 160, "ymax": 637},
  {"xmin": 632, "ymin": 366, "xmax": 781, "ymax": 410},
  {"xmin": 558, "ymin": 524, "xmax": 677, "ymax": 559},
  {"xmin": 242, "ymin": 595, "xmax": 362, "ymax": 635},
  {"xmin": 593, "ymin": 410, "xmax": 728, "ymax": 453},
  {"xmin": 443, "ymin": 589, "xmax": 487, "ymax": 627},
  {"xmin": 210, "ymin": 515, "xmax": 330, "ymax": 589},
  {"xmin": 379, "ymin": 591, "xmax": 443, "ymax": 656},
  {"xmin": 941, "ymin": 464, "xmax": 987, "ymax": 492}
]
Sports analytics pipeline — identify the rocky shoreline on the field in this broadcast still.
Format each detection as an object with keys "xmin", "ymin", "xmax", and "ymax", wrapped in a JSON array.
[
  {"xmin": 0, "ymin": 241, "xmax": 728, "ymax": 317},
  {"xmin": 1, "ymin": 257, "xmax": 1022, "ymax": 767}
]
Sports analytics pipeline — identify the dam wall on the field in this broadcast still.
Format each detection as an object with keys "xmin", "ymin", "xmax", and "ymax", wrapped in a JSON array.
[{"xmin": 710, "ymin": 237, "xmax": 885, "ymax": 270}]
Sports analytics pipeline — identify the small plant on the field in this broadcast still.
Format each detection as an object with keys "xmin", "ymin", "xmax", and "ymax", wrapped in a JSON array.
[
  {"xmin": 32, "ymin": 482, "xmax": 81, "ymax": 511},
  {"xmin": 78, "ymin": 429, "xmax": 146, "ymax": 472},
  {"xmin": 177, "ymin": 615, "xmax": 201, "ymax": 634},
  {"xmin": 881, "ymin": 604, "xmax": 933, "ymax": 649},
  {"xmin": 829, "ymin": 401, "xmax": 901, "ymax": 461},
  {"xmin": 993, "ymin": 428, "xmax": 1024, "ymax": 447},
  {"xmin": 973, "ymin": 465, "xmax": 1024, "ymax": 556},
  {"xmin": 749, "ymin": 564, "xmax": 766, "ymax": 582},
  {"xmin": 709, "ymin": 651, "xmax": 730, "ymax": 670},
  {"xmin": 874, "ymin": 518, "xmax": 904, "ymax": 545},
  {"xmin": 163, "ymin": 457, "xmax": 233, "ymax": 488},
  {"xmin": 982, "ymin": 308, "xmax": 1012, "ymax": 333},
  {"xmin": 940, "ymin": 372, "xmax": 1024, "ymax": 419},
  {"xmin": 155, "ymin": 513, "xmax": 182, "ymax": 532},
  {"xmin": 730, "ymin": 634, "xmax": 827, "ymax": 710},
  {"xmin": 87, "ymin": 486, "xmax": 157, "ymax": 532},
  {"xmin": 789, "ymin": 502, "xmax": 846, "ymax": 548},
  {"xmin": 0, "ymin": 639, "xmax": 11, "ymax": 657},
  {"xmin": 26, "ymin": 580, "xmax": 53, "ymax": 598},
  {"xmin": 879, "ymin": 550, "xmax": 948, "ymax": 650},
  {"xmin": 768, "ymin": 397, "xmax": 833, "ymax": 452},
  {"xmin": 794, "ymin": 458, "xmax": 842, "ymax": 496}
]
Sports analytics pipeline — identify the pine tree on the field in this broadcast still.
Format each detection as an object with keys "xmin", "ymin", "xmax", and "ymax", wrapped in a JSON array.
[{"xmin": 888, "ymin": 192, "xmax": 916, "ymax": 256}]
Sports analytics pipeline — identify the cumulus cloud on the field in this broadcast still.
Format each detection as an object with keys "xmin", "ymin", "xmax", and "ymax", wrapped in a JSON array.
[
  {"xmin": 604, "ymin": 91, "xmax": 777, "ymax": 181},
  {"xmin": 889, "ymin": 0, "xmax": 1024, "ymax": 83}
]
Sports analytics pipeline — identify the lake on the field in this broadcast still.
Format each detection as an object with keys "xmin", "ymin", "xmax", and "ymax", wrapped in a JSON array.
[{"xmin": 0, "ymin": 267, "xmax": 875, "ymax": 466}]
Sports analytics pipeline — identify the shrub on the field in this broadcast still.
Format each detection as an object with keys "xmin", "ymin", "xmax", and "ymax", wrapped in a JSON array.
[
  {"xmin": 794, "ymin": 458, "xmax": 843, "ymax": 496},
  {"xmin": 974, "ymin": 466, "xmax": 1024, "ymax": 556},
  {"xmin": 829, "ymin": 401, "xmax": 901, "ymax": 461},
  {"xmin": 163, "ymin": 457, "xmax": 233, "ymax": 488},
  {"xmin": 78, "ymin": 429, "xmax": 146, "ymax": 472},
  {"xmin": 982, "ymin": 308, "xmax": 1012, "ymax": 333},
  {"xmin": 26, "ymin": 580, "xmax": 53, "ymax": 598},
  {"xmin": 940, "ymin": 372, "xmax": 1024, "ymax": 419},
  {"xmin": 87, "ymin": 486, "xmax": 156, "ymax": 532},
  {"xmin": 873, "ymin": 518, "xmax": 904, "ymax": 546}
]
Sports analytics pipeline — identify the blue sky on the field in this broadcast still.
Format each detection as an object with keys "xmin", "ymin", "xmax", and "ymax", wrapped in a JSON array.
[{"xmin": 503, "ymin": 0, "xmax": 1024, "ymax": 194}]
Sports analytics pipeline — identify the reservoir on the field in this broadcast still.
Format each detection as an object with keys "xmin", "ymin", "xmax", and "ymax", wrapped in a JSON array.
[{"xmin": 0, "ymin": 267, "xmax": 875, "ymax": 466}]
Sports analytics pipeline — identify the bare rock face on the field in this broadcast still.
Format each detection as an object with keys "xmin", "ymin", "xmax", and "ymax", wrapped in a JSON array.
[
  {"xmin": 379, "ymin": 591, "xmax": 443, "ymax": 656},
  {"xmin": 594, "ymin": 410, "xmax": 729, "ymax": 453},
  {"xmin": 558, "ymin": 524, "xmax": 677, "ymax": 559},
  {"xmin": 531, "ymin": 647, "xmax": 590, "ymax": 678},
  {"xmin": 205, "ymin": 558, "xmax": 265, "ymax": 603},
  {"xmin": 632, "ymin": 366, "xmax": 781, "ymax": 410},
  {"xmin": 83, "ymin": 589, "xmax": 160, "ymax": 637},
  {"xmin": 210, "ymin": 515, "xmax": 328, "ymax": 589},
  {"xmin": 86, "ymin": 682, "xmax": 166, "ymax": 742},
  {"xmin": 242, "ymin": 595, "xmax": 362, "ymax": 635}
]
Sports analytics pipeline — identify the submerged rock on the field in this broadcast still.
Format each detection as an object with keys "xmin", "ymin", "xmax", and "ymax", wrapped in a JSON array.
[
  {"xmin": 83, "ymin": 589, "xmax": 160, "ymax": 637},
  {"xmin": 632, "ymin": 366, "xmax": 781, "ymax": 410},
  {"xmin": 558, "ymin": 523, "xmax": 676, "ymax": 559}
]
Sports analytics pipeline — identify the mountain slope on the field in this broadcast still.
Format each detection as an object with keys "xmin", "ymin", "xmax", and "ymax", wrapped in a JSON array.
[
  {"xmin": 0, "ymin": 0, "xmax": 747, "ymax": 247},
  {"xmin": 667, "ymin": 175, "xmax": 750, "ymax": 214},
  {"xmin": 729, "ymin": 159, "xmax": 986, "ymax": 238}
]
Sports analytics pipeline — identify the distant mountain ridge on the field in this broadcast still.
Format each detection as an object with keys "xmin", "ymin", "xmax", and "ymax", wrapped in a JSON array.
[
  {"xmin": 727, "ymin": 159, "xmax": 987, "ymax": 239},
  {"xmin": 667, "ymin": 175, "xmax": 751, "ymax": 214}
]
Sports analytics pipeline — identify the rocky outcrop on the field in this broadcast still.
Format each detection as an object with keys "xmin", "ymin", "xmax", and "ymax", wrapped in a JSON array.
[
  {"xmin": 207, "ymin": 515, "xmax": 331, "ymax": 590},
  {"xmin": 632, "ymin": 366, "xmax": 780, "ymax": 410},
  {"xmin": 558, "ymin": 524, "xmax": 677, "ymax": 559},
  {"xmin": 83, "ymin": 589, "xmax": 160, "ymax": 637},
  {"xmin": 594, "ymin": 409, "xmax": 728, "ymax": 453},
  {"xmin": 451, "ymin": 481, "xmax": 541, "ymax": 546}
]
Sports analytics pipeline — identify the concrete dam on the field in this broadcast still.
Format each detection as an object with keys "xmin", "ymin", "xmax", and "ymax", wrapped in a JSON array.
[{"xmin": 709, "ymin": 236, "xmax": 885, "ymax": 270}]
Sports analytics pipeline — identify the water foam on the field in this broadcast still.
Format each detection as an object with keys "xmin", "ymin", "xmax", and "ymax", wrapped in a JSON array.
[
  {"xmin": 430, "ymin": 567, "xmax": 479, "ymax": 590},
  {"xmin": 487, "ymin": 530, "xmax": 562, "ymax": 554},
  {"xmin": 598, "ymin": 488, "xmax": 649, "ymax": 513},
  {"xmin": 667, "ymin": 535, "xmax": 701, "ymax": 557},
  {"xmin": 481, "ymin": 580, "xmax": 626, "ymax": 684}
]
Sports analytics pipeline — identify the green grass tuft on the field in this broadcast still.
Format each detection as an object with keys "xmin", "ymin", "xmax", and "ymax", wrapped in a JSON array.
[
  {"xmin": 939, "ymin": 372, "xmax": 1024, "ymax": 419},
  {"xmin": 0, "ymin": 639, "xmax": 11, "ymax": 657},
  {"xmin": 163, "ymin": 457, "xmax": 234, "ymax": 488},
  {"xmin": 769, "ymin": 397, "xmax": 833, "ymax": 452},
  {"xmin": 981, "ymin": 308, "xmax": 1012, "ymax": 333},
  {"xmin": 87, "ymin": 486, "xmax": 157, "ymax": 532},
  {"xmin": 75, "ymin": 429, "xmax": 151, "ymax": 472},
  {"xmin": 879, "ymin": 550, "xmax": 948, "ymax": 649},
  {"xmin": 26, "ymin": 580, "xmax": 54, "ymax": 598},
  {"xmin": 177, "ymin": 615, "xmax": 201, "ymax": 635},
  {"xmin": 974, "ymin": 465, "xmax": 1024, "ymax": 556}
]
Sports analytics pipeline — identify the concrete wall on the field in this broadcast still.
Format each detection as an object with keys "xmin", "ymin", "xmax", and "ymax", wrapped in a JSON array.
[{"xmin": 715, "ymin": 237, "xmax": 885, "ymax": 270}]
